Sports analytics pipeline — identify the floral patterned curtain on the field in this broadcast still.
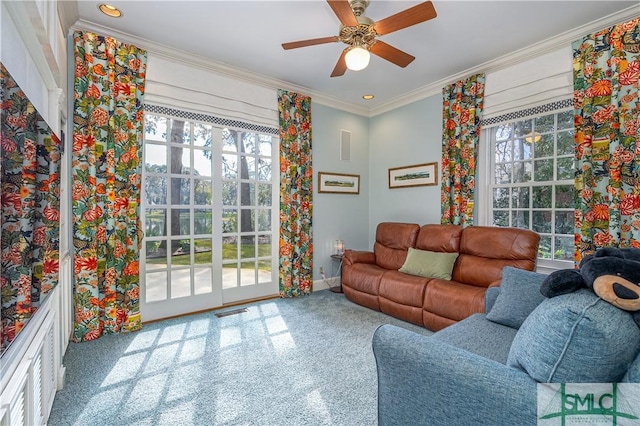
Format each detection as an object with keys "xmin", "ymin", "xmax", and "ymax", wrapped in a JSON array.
[
  {"xmin": 441, "ymin": 74, "xmax": 485, "ymax": 226},
  {"xmin": 1, "ymin": 63, "xmax": 62, "ymax": 354},
  {"xmin": 72, "ymin": 31, "xmax": 147, "ymax": 342},
  {"xmin": 277, "ymin": 89, "xmax": 312, "ymax": 297},
  {"xmin": 573, "ymin": 18, "xmax": 640, "ymax": 262}
]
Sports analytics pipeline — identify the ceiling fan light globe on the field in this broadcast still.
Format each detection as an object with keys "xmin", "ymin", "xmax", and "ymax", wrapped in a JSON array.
[{"xmin": 345, "ymin": 46, "xmax": 370, "ymax": 71}]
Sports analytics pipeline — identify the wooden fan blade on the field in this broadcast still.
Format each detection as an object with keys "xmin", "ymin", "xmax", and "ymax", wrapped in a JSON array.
[
  {"xmin": 282, "ymin": 36, "xmax": 338, "ymax": 50},
  {"xmin": 370, "ymin": 41, "xmax": 415, "ymax": 68},
  {"xmin": 327, "ymin": 0, "xmax": 359, "ymax": 27},
  {"xmin": 331, "ymin": 49, "xmax": 348, "ymax": 77},
  {"xmin": 374, "ymin": 1, "xmax": 437, "ymax": 36}
]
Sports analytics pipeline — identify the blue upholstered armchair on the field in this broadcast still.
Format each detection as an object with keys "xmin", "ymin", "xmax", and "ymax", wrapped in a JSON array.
[{"xmin": 372, "ymin": 267, "xmax": 640, "ymax": 426}]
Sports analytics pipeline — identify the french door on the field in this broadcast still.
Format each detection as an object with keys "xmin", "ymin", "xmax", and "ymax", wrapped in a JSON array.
[{"xmin": 141, "ymin": 112, "xmax": 278, "ymax": 321}]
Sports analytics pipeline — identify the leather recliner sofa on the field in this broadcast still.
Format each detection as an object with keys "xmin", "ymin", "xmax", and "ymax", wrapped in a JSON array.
[{"xmin": 341, "ymin": 222, "xmax": 540, "ymax": 331}]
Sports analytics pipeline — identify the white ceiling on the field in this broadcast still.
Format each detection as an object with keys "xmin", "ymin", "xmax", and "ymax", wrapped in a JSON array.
[{"xmin": 73, "ymin": 1, "xmax": 639, "ymax": 113}]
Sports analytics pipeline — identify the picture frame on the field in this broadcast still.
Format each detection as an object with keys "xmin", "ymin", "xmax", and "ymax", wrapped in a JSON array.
[
  {"xmin": 318, "ymin": 172, "xmax": 360, "ymax": 194},
  {"xmin": 388, "ymin": 162, "xmax": 438, "ymax": 189}
]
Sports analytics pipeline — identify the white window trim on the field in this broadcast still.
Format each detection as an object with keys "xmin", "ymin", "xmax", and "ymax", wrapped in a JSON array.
[{"xmin": 477, "ymin": 104, "xmax": 576, "ymax": 272}]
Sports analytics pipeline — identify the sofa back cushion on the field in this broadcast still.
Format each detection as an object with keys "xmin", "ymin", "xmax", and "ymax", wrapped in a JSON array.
[
  {"xmin": 623, "ymin": 352, "xmax": 640, "ymax": 383},
  {"xmin": 415, "ymin": 224, "xmax": 462, "ymax": 252},
  {"xmin": 374, "ymin": 222, "xmax": 420, "ymax": 270},
  {"xmin": 453, "ymin": 226, "xmax": 540, "ymax": 288},
  {"xmin": 507, "ymin": 289, "xmax": 640, "ymax": 383}
]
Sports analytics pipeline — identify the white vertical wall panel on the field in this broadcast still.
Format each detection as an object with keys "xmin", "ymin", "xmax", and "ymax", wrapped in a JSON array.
[{"xmin": 0, "ymin": 1, "xmax": 69, "ymax": 425}]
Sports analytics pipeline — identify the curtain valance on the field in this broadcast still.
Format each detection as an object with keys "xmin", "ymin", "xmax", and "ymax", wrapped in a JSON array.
[
  {"xmin": 483, "ymin": 47, "xmax": 573, "ymax": 119},
  {"xmin": 145, "ymin": 54, "xmax": 278, "ymax": 129}
]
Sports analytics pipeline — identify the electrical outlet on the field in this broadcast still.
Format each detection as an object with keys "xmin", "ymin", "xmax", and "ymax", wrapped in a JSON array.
[{"xmin": 319, "ymin": 266, "xmax": 324, "ymax": 275}]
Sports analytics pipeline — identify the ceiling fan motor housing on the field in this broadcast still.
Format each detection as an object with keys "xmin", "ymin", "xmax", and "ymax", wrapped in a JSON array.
[
  {"xmin": 349, "ymin": 0, "xmax": 370, "ymax": 17},
  {"xmin": 339, "ymin": 22, "xmax": 377, "ymax": 48},
  {"xmin": 339, "ymin": 1, "xmax": 375, "ymax": 49}
]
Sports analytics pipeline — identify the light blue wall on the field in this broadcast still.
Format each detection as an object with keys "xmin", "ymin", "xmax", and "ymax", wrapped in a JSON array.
[
  {"xmin": 312, "ymin": 102, "xmax": 370, "ymax": 279},
  {"xmin": 368, "ymin": 94, "xmax": 442, "ymax": 246}
]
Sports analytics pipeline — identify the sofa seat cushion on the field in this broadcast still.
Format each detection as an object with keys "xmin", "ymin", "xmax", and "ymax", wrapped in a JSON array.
[
  {"xmin": 379, "ymin": 270, "xmax": 430, "ymax": 307},
  {"xmin": 379, "ymin": 299, "xmax": 425, "ymax": 327},
  {"xmin": 432, "ymin": 313, "xmax": 518, "ymax": 364},
  {"xmin": 342, "ymin": 263, "xmax": 386, "ymax": 295},
  {"xmin": 423, "ymin": 279, "xmax": 486, "ymax": 322},
  {"xmin": 486, "ymin": 266, "xmax": 547, "ymax": 329},
  {"xmin": 507, "ymin": 289, "xmax": 640, "ymax": 383}
]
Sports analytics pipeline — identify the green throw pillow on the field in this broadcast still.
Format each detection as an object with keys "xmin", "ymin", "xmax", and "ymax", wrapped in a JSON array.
[{"xmin": 398, "ymin": 248, "xmax": 458, "ymax": 280}]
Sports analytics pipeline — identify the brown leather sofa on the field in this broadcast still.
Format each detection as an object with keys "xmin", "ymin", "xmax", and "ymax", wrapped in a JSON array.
[{"xmin": 341, "ymin": 223, "xmax": 541, "ymax": 331}]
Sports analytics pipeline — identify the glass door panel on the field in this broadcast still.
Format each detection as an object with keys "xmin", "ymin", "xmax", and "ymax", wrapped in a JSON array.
[
  {"xmin": 219, "ymin": 130, "xmax": 277, "ymax": 302},
  {"xmin": 141, "ymin": 114, "xmax": 277, "ymax": 321}
]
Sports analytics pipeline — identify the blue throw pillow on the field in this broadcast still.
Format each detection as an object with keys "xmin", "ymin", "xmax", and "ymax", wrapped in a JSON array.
[
  {"xmin": 507, "ymin": 289, "xmax": 640, "ymax": 383},
  {"xmin": 485, "ymin": 266, "xmax": 547, "ymax": 329}
]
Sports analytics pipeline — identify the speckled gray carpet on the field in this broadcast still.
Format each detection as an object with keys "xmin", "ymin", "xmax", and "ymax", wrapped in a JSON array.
[{"xmin": 48, "ymin": 290, "xmax": 431, "ymax": 426}]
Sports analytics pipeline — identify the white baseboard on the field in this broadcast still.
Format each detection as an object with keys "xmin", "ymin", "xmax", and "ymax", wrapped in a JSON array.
[
  {"xmin": 57, "ymin": 365, "xmax": 66, "ymax": 391},
  {"xmin": 313, "ymin": 277, "xmax": 341, "ymax": 291}
]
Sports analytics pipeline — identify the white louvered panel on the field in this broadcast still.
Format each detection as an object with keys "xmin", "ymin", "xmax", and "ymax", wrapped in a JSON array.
[
  {"xmin": 8, "ymin": 375, "xmax": 28, "ymax": 426},
  {"xmin": 10, "ymin": 392, "xmax": 24, "ymax": 426},
  {"xmin": 2, "ymin": 309, "xmax": 57, "ymax": 426},
  {"xmin": 0, "ymin": 406, "xmax": 8, "ymax": 426},
  {"xmin": 42, "ymin": 324, "xmax": 57, "ymax": 418},
  {"xmin": 0, "ymin": 308, "xmax": 63, "ymax": 426},
  {"xmin": 59, "ymin": 254, "xmax": 72, "ymax": 357},
  {"xmin": 31, "ymin": 353, "xmax": 43, "ymax": 424},
  {"xmin": 1, "ymin": 357, "xmax": 31, "ymax": 426},
  {"xmin": 27, "ymin": 310, "xmax": 56, "ymax": 425}
]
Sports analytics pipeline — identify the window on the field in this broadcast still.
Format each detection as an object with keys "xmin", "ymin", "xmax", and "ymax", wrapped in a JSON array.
[{"xmin": 484, "ymin": 109, "xmax": 575, "ymax": 265}]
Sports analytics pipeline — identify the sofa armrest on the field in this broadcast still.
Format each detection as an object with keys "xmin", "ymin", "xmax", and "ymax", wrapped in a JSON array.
[
  {"xmin": 342, "ymin": 249, "xmax": 375, "ymax": 266},
  {"xmin": 488, "ymin": 278, "xmax": 501, "ymax": 288},
  {"xmin": 373, "ymin": 324, "xmax": 538, "ymax": 426}
]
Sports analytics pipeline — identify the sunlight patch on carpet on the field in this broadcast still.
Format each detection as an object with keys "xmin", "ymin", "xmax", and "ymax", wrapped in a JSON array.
[
  {"xmin": 270, "ymin": 332, "xmax": 296, "ymax": 354},
  {"xmin": 220, "ymin": 327, "xmax": 242, "ymax": 348}
]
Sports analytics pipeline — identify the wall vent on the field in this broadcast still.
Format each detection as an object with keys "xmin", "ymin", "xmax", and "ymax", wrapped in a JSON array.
[
  {"xmin": 215, "ymin": 308, "xmax": 249, "ymax": 318},
  {"xmin": 340, "ymin": 130, "xmax": 351, "ymax": 161}
]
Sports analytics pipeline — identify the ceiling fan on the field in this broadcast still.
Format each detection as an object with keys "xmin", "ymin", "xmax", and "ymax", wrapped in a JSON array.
[{"xmin": 282, "ymin": 0, "xmax": 437, "ymax": 77}]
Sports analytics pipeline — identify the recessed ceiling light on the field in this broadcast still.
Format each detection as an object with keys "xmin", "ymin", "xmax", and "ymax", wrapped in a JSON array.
[
  {"xmin": 363, "ymin": 94, "xmax": 374, "ymax": 100},
  {"xmin": 98, "ymin": 4, "xmax": 122, "ymax": 18}
]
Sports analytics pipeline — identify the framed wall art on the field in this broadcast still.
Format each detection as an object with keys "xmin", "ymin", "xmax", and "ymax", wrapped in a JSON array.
[
  {"xmin": 388, "ymin": 162, "xmax": 438, "ymax": 189},
  {"xmin": 318, "ymin": 172, "xmax": 360, "ymax": 194}
]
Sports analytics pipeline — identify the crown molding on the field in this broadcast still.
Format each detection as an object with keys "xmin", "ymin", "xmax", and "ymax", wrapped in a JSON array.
[
  {"xmin": 73, "ymin": 4, "xmax": 638, "ymax": 119},
  {"xmin": 369, "ymin": 5, "xmax": 640, "ymax": 117},
  {"xmin": 57, "ymin": 0, "xmax": 79, "ymax": 35},
  {"xmin": 72, "ymin": 19, "xmax": 370, "ymax": 117}
]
